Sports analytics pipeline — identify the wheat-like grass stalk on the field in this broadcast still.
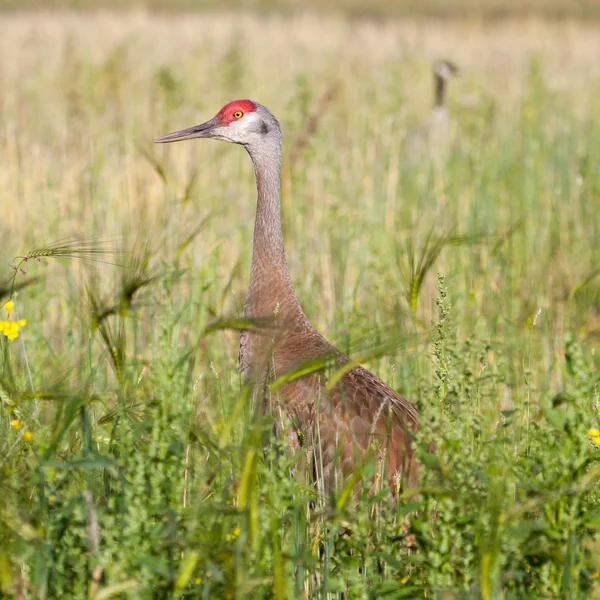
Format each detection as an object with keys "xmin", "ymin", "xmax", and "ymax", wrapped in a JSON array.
[{"xmin": 3, "ymin": 235, "xmax": 122, "ymax": 303}]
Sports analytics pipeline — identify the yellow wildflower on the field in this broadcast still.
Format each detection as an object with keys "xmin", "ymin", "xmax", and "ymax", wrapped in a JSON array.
[
  {"xmin": 10, "ymin": 419, "xmax": 23, "ymax": 431},
  {"xmin": 226, "ymin": 527, "xmax": 241, "ymax": 541},
  {"xmin": 3, "ymin": 301, "xmax": 14, "ymax": 314},
  {"xmin": 400, "ymin": 575, "xmax": 410, "ymax": 584},
  {"xmin": 48, "ymin": 495, "xmax": 56, "ymax": 503},
  {"xmin": 0, "ymin": 317, "xmax": 26, "ymax": 340},
  {"xmin": 589, "ymin": 428, "xmax": 600, "ymax": 437},
  {"xmin": 195, "ymin": 577, "xmax": 202, "ymax": 585},
  {"xmin": 22, "ymin": 431, "xmax": 33, "ymax": 442}
]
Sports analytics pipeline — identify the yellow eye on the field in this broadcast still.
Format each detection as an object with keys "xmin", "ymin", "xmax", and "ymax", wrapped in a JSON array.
[{"xmin": 233, "ymin": 110, "xmax": 243, "ymax": 119}]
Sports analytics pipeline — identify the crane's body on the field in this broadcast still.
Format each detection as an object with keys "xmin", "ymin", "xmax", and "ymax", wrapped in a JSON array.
[{"xmin": 155, "ymin": 100, "xmax": 419, "ymax": 491}]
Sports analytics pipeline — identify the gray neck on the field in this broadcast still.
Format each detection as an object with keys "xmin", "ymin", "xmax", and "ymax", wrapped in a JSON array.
[
  {"xmin": 244, "ymin": 138, "xmax": 301, "ymax": 319},
  {"xmin": 435, "ymin": 73, "xmax": 446, "ymax": 107}
]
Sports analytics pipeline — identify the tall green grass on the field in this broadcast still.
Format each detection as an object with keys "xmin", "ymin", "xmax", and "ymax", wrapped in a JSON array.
[{"xmin": 0, "ymin": 11, "xmax": 599, "ymax": 599}]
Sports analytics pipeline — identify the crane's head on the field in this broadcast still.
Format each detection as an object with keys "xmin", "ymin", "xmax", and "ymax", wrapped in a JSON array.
[
  {"xmin": 153, "ymin": 100, "xmax": 281, "ymax": 149},
  {"xmin": 433, "ymin": 60, "xmax": 460, "ymax": 80}
]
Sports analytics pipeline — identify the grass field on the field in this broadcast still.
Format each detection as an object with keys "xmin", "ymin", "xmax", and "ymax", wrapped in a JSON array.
[{"xmin": 1, "ymin": 10, "xmax": 600, "ymax": 599}]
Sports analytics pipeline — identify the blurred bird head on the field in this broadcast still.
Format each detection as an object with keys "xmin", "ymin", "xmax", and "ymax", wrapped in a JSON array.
[{"xmin": 433, "ymin": 59, "xmax": 460, "ymax": 80}]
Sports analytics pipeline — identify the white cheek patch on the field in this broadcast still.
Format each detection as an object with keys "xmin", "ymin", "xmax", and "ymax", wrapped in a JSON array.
[{"xmin": 239, "ymin": 112, "xmax": 265, "ymax": 135}]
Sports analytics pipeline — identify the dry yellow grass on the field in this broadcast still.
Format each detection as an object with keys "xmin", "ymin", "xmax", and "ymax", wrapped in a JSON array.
[
  {"xmin": 2, "ymin": 11, "xmax": 598, "ymax": 232},
  {"xmin": 1, "ymin": 12, "xmax": 599, "ymax": 325},
  {"xmin": 0, "ymin": 10, "xmax": 598, "ymax": 357}
]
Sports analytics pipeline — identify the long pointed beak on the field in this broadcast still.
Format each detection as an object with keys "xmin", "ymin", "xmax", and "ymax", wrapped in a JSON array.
[{"xmin": 153, "ymin": 117, "xmax": 220, "ymax": 144}]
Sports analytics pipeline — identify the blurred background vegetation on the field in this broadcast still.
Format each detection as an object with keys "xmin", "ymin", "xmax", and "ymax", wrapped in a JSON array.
[
  {"xmin": 1, "ymin": 0, "xmax": 600, "ymax": 18},
  {"xmin": 1, "ymin": 3, "xmax": 599, "ymax": 599}
]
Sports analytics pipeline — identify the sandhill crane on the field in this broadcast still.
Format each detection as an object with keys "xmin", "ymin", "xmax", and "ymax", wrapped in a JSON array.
[
  {"xmin": 155, "ymin": 100, "xmax": 419, "ymax": 492},
  {"xmin": 433, "ymin": 60, "xmax": 459, "ymax": 111},
  {"xmin": 429, "ymin": 59, "xmax": 460, "ymax": 161}
]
